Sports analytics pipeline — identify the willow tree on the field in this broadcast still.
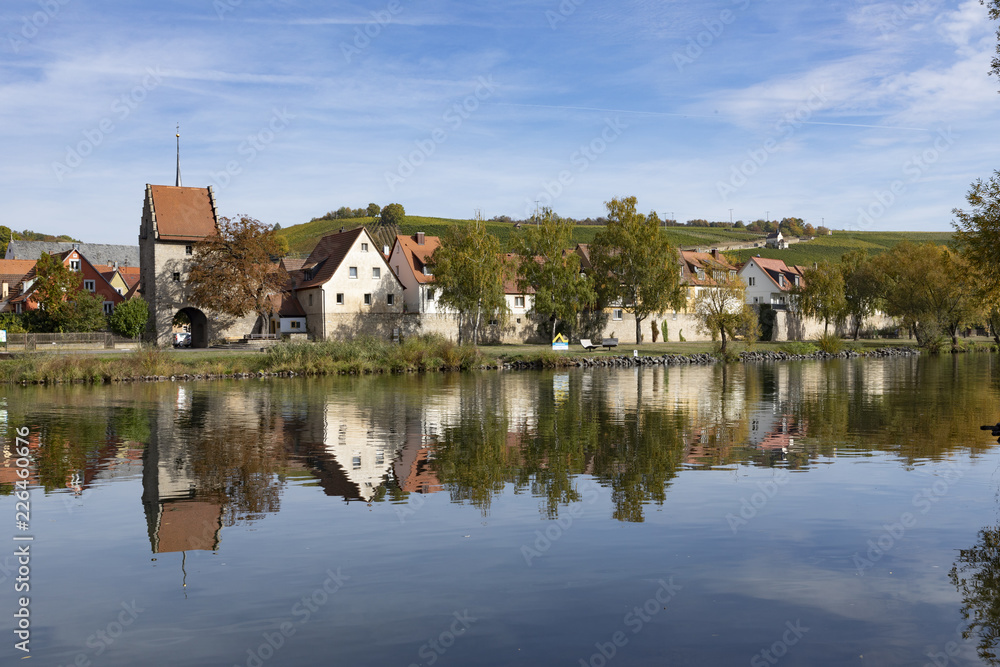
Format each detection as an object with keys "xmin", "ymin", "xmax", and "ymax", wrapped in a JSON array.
[
  {"xmin": 187, "ymin": 215, "xmax": 287, "ymax": 332},
  {"xmin": 590, "ymin": 197, "xmax": 684, "ymax": 344},
  {"xmin": 512, "ymin": 210, "xmax": 595, "ymax": 342},
  {"xmin": 430, "ymin": 215, "xmax": 508, "ymax": 344}
]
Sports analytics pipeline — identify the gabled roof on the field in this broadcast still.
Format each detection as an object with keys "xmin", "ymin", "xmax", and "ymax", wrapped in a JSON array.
[
  {"xmin": 280, "ymin": 258, "xmax": 306, "ymax": 273},
  {"xmin": 296, "ymin": 227, "xmax": 366, "ymax": 289},
  {"xmin": 148, "ymin": 185, "xmax": 217, "ymax": 242},
  {"xmin": 269, "ymin": 291, "xmax": 306, "ymax": 318},
  {"xmin": 680, "ymin": 250, "xmax": 738, "ymax": 286},
  {"xmin": 742, "ymin": 256, "xmax": 805, "ymax": 292},
  {"xmin": 393, "ymin": 233, "xmax": 441, "ymax": 284},
  {"xmin": 0, "ymin": 259, "xmax": 37, "ymax": 286}
]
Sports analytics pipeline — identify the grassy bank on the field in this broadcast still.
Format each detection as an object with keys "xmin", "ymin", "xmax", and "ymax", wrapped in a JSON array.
[{"xmin": 0, "ymin": 336, "xmax": 992, "ymax": 385}]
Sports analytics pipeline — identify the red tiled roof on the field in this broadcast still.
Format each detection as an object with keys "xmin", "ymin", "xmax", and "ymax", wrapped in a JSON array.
[
  {"xmin": 393, "ymin": 234, "xmax": 440, "ymax": 284},
  {"xmin": 747, "ymin": 257, "xmax": 805, "ymax": 291},
  {"xmin": 149, "ymin": 185, "xmax": 217, "ymax": 241},
  {"xmin": 269, "ymin": 291, "xmax": 306, "ymax": 317}
]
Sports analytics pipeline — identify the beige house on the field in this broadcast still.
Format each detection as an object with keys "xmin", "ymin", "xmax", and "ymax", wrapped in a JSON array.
[{"xmin": 290, "ymin": 227, "xmax": 404, "ymax": 340}]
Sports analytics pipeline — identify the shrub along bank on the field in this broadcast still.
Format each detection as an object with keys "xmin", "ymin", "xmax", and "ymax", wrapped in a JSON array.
[{"xmin": 0, "ymin": 337, "xmax": 992, "ymax": 385}]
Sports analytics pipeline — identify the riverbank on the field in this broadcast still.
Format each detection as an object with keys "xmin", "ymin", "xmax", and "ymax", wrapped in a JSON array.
[{"xmin": 0, "ymin": 337, "xmax": 991, "ymax": 385}]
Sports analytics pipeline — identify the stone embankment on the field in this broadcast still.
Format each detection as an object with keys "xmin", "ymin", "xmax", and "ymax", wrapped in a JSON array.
[{"xmin": 501, "ymin": 346, "xmax": 920, "ymax": 370}]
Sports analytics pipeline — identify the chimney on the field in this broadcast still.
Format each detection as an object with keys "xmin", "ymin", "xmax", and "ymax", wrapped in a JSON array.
[
  {"xmin": 711, "ymin": 248, "xmax": 721, "ymax": 261},
  {"xmin": 416, "ymin": 232, "xmax": 425, "ymax": 245}
]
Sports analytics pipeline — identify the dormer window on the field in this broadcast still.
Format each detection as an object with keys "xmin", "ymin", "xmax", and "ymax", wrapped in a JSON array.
[{"xmin": 422, "ymin": 265, "xmax": 432, "ymax": 276}]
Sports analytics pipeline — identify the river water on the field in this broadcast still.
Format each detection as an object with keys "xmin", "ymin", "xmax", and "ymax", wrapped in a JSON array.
[{"xmin": 2, "ymin": 354, "xmax": 1000, "ymax": 666}]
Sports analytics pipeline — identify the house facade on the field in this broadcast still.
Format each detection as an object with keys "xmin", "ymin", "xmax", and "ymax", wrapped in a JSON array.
[
  {"xmin": 738, "ymin": 256, "xmax": 805, "ymax": 309},
  {"xmin": 8, "ymin": 248, "xmax": 126, "ymax": 315},
  {"xmin": 290, "ymin": 227, "xmax": 405, "ymax": 340},
  {"xmin": 388, "ymin": 232, "xmax": 445, "ymax": 314}
]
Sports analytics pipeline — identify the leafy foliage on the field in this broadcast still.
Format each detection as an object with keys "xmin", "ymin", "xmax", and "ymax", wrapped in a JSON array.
[
  {"xmin": 188, "ymin": 215, "xmax": 288, "ymax": 328},
  {"xmin": 380, "ymin": 203, "xmax": 406, "ymax": 227},
  {"xmin": 693, "ymin": 275, "xmax": 758, "ymax": 352},
  {"xmin": 26, "ymin": 253, "xmax": 105, "ymax": 332},
  {"xmin": 107, "ymin": 297, "xmax": 149, "ymax": 338},
  {"xmin": 796, "ymin": 260, "xmax": 847, "ymax": 335},
  {"xmin": 430, "ymin": 215, "xmax": 508, "ymax": 344},
  {"xmin": 512, "ymin": 211, "xmax": 595, "ymax": 342},
  {"xmin": 841, "ymin": 250, "xmax": 884, "ymax": 340},
  {"xmin": 590, "ymin": 197, "xmax": 684, "ymax": 344}
]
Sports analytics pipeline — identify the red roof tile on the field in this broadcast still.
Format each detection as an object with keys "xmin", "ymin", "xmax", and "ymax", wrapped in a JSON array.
[
  {"xmin": 149, "ymin": 185, "xmax": 217, "ymax": 241},
  {"xmin": 393, "ymin": 234, "xmax": 441, "ymax": 284}
]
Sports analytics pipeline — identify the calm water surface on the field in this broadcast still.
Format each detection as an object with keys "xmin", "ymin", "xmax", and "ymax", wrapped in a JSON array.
[{"xmin": 3, "ymin": 355, "xmax": 1000, "ymax": 666}]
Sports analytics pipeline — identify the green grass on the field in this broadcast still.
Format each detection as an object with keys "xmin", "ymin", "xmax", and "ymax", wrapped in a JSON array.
[
  {"xmin": 279, "ymin": 214, "xmax": 950, "ymax": 265},
  {"xmin": 727, "ymin": 231, "xmax": 954, "ymax": 266}
]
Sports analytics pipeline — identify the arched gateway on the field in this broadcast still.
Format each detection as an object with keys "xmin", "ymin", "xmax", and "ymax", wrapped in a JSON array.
[{"xmin": 138, "ymin": 184, "xmax": 256, "ymax": 346}]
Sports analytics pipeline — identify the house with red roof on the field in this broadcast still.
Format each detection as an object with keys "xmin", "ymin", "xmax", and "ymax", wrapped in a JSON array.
[
  {"xmin": 7, "ymin": 247, "xmax": 127, "ymax": 315},
  {"xmin": 288, "ymin": 227, "xmax": 404, "ymax": 340},
  {"xmin": 738, "ymin": 256, "xmax": 806, "ymax": 309},
  {"xmin": 388, "ymin": 232, "xmax": 443, "ymax": 314}
]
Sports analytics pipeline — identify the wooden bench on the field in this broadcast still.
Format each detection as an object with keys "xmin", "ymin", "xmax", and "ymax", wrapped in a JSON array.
[
  {"xmin": 601, "ymin": 338, "xmax": 619, "ymax": 351},
  {"xmin": 580, "ymin": 338, "xmax": 599, "ymax": 351}
]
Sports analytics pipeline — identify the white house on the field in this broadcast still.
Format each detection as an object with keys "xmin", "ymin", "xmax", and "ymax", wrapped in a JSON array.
[
  {"xmin": 388, "ymin": 232, "xmax": 447, "ymax": 314},
  {"xmin": 291, "ymin": 227, "xmax": 404, "ymax": 340},
  {"xmin": 738, "ymin": 256, "xmax": 805, "ymax": 309},
  {"xmin": 765, "ymin": 230, "xmax": 787, "ymax": 249}
]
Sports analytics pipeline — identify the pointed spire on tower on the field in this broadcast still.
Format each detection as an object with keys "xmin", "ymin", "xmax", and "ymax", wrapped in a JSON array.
[{"xmin": 175, "ymin": 123, "xmax": 182, "ymax": 187}]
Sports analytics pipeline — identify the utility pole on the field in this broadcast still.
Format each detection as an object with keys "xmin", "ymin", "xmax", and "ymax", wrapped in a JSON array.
[{"xmin": 729, "ymin": 209, "xmax": 733, "ymax": 225}]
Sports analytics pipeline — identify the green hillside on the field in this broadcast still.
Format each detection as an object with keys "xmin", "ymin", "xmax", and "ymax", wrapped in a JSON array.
[
  {"xmin": 726, "ymin": 231, "xmax": 954, "ymax": 266},
  {"xmin": 279, "ymin": 215, "xmax": 952, "ymax": 265}
]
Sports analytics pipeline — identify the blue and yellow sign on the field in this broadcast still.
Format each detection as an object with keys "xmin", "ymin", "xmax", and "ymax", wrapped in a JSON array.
[{"xmin": 551, "ymin": 333, "xmax": 568, "ymax": 351}]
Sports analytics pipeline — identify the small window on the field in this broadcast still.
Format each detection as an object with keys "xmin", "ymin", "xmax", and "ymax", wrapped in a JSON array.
[
  {"xmin": 349, "ymin": 267, "xmax": 358, "ymax": 279},
  {"xmin": 514, "ymin": 296, "xmax": 525, "ymax": 308},
  {"xmin": 308, "ymin": 294, "xmax": 313, "ymax": 306},
  {"xmin": 748, "ymin": 276, "xmax": 755, "ymax": 286},
  {"xmin": 290, "ymin": 321, "xmax": 301, "ymax": 329},
  {"xmin": 172, "ymin": 272, "xmax": 180, "ymax": 282},
  {"xmin": 352, "ymin": 454, "xmax": 361, "ymax": 469},
  {"xmin": 422, "ymin": 266, "xmax": 432, "ymax": 276},
  {"xmin": 387, "ymin": 294, "xmax": 394, "ymax": 305},
  {"xmin": 489, "ymin": 319, "xmax": 498, "ymax": 326},
  {"xmin": 103, "ymin": 301, "xmax": 113, "ymax": 314},
  {"xmin": 372, "ymin": 267, "xmax": 380, "ymax": 279},
  {"xmin": 361, "ymin": 243, "xmax": 369, "ymax": 252},
  {"xmin": 426, "ymin": 289, "xmax": 435, "ymax": 301},
  {"xmin": 69, "ymin": 259, "xmax": 80, "ymax": 272},
  {"xmin": 753, "ymin": 297, "xmax": 759, "ymax": 303},
  {"xmin": 364, "ymin": 293, "xmax": 371, "ymax": 305},
  {"xmin": 613, "ymin": 309, "xmax": 623, "ymax": 321},
  {"xmin": 116, "ymin": 288, "xmax": 123, "ymax": 295},
  {"xmin": 185, "ymin": 245, "xmax": 193, "ymax": 255},
  {"xmin": 84, "ymin": 280, "xmax": 95, "ymax": 291},
  {"xmin": 336, "ymin": 293, "xmax": 344, "ymax": 305}
]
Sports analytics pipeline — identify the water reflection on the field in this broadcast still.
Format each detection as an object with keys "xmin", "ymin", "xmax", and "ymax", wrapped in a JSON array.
[
  {"xmin": 2, "ymin": 354, "xmax": 999, "ymax": 543},
  {"xmin": 951, "ymin": 524, "xmax": 1000, "ymax": 663}
]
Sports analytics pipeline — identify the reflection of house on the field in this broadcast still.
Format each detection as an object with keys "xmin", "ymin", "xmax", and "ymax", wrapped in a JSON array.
[{"xmin": 738, "ymin": 256, "xmax": 805, "ymax": 309}]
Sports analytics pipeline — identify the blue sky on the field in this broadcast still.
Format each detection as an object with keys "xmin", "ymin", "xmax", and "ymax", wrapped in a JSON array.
[{"xmin": 1, "ymin": 0, "xmax": 998, "ymax": 243}]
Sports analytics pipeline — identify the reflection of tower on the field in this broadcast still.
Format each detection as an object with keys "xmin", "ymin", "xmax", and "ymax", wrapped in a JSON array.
[{"xmin": 141, "ymin": 390, "xmax": 223, "ymax": 554}]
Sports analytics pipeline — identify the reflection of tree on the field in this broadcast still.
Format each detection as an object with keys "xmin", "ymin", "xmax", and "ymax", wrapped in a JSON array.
[
  {"xmin": 950, "ymin": 525, "xmax": 1000, "ymax": 664},
  {"xmin": 189, "ymin": 422, "xmax": 285, "ymax": 524}
]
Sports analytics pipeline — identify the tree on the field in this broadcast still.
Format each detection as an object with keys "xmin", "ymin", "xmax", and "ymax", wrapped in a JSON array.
[
  {"xmin": 986, "ymin": 0, "xmax": 1000, "ymax": 86},
  {"xmin": 429, "ymin": 214, "xmax": 508, "ymax": 345},
  {"xmin": 187, "ymin": 215, "xmax": 288, "ymax": 332},
  {"xmin": 512, "ymin": 210, "xmax": 595, "ymax": 342},
  {"xmin": 589, "ymin": 197, "xmax": 684, "ymax": 344},
  {"xmin": 693, "ymin": 275, "xmax": 758, "ymax": 353},
  {"xmin": 380, "ymin": 203, "xmax": 405, "ymax": 227},
  {"xmin": 28, "ymin": 252, "xmax": 105, "ymax": 332},
  {"xmin": 954, "ymin": 170, "xmax": 1000, "ymax": 304},
  {"xmin": 274, "ymin": 235, "xmax": 290, "ymax": 257},
  {"xmin": 879, "ymin": 242, "xmax": 981, "ymax": 347},
  {"xmin": 840, "ymin": 250, "xmax": 884, "ymax": 340},
  {"xmin": 796, "ymin": 260, "xmax": 847, "ymax": 336},
  {"xmin": 107, "ymin": 297, "xmax": 149, "ymax": 338},
  {"xmin": 366, "ymin": 203, "xmax": 381, "ymax": 218}
]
